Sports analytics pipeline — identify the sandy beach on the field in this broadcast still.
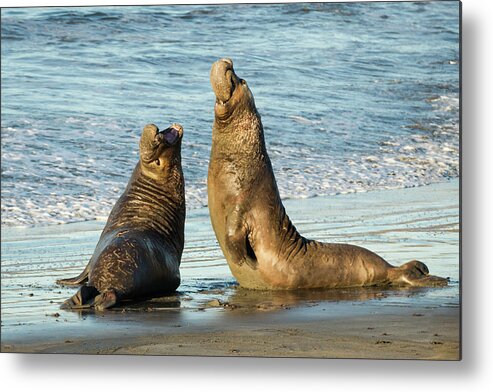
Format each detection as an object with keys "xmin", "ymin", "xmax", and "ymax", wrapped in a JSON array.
[
  {"xmin": 2, "ymin": 302, "xmax": 459, "ymax": 360},
  {"xmin": 1, "ymin": 180, "xmax": 460, "ymax": 359}
]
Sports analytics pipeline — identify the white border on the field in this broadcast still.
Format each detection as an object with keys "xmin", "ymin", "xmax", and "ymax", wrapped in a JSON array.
[{"xmin": 2, "ymin": 0, "xmax": 492, "ymax": 391}]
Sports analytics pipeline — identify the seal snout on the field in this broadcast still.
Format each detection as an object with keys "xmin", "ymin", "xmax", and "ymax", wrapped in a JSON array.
[
  {"xmin": 210, "ymin": 58, "xmax": 236, "ymax": 104},
  {"xmin": 141, "ymin": 124, "xmax": 160, "ymax": 145}
]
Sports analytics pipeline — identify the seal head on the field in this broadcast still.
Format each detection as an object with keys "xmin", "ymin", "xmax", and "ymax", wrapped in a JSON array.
[
  {"xmin": 139, "ymin": 123, "xmax": 183, "ymax": 178},
  {"xmin": 210, "ymin": 58, "xmax": 256, "ymax": 122}
]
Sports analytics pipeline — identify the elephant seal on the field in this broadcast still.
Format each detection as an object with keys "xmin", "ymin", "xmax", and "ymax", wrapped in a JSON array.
[
  {"xmin": 57, "ymin": 123, "xmax": 185, "ymax": 310},
  {"xmin": 208, "ymin": 58, "xmax": 448, "ymax": 290}
]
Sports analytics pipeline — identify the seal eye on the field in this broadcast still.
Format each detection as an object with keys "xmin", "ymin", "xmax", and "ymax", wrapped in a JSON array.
[{"xmin": 155, "ymin": 159, "xmax": 160, "ymax": 166}]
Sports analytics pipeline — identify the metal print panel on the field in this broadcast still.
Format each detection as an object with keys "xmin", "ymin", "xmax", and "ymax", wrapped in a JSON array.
[{"xmin": 1, "ymin": 1, "xmax": 460, "ymax": 359}]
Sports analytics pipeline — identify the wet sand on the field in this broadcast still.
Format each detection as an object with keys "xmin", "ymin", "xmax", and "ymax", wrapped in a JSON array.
[
  {"xmin": 1, "ymin": 180, "xmax": 460, "ymax": 359},
  {"xmin": 3, "ymin": 303, "xmax": 459, "ymax": 359}
]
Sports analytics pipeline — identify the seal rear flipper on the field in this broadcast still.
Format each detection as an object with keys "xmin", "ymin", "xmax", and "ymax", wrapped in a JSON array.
[
  {"xmin": 60, "ymin": 284, "xmax": 99, "ymax": 309},
  {"xmin": 388, "ymin": 260, "xmax": 448, "ymax": 287},
  {"xmin": 60, "ymin": 285, "xmax": 119, "ymax": 310},
  {"xmin": 93, "ymin": 289, "xmax": 118, "ymax": 311},
  {"xmin": 56, "ymin": 264, "xmax": 90, "ymax": 286}
]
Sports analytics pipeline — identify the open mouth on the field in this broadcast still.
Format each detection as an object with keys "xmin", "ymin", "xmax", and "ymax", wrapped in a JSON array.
[{"xmin": 157, "ymin": 123, "xmax": 183, "ymax": 146}]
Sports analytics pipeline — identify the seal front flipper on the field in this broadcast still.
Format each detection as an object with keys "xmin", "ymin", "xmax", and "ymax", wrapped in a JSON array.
[
  {"xmin": 226, "ymin": 231, "xmax": 258, "ymax": 269},
  {"xmin": 60, "ymin": 284, "xmax": 99, "ymax": 309},
  {"xmin": 224, "ymin": 209, "xmax": 257, "ymax": 269},
  {"xmin": 56, "ymin": 264, "xmax": 90, "ymax": 286}
]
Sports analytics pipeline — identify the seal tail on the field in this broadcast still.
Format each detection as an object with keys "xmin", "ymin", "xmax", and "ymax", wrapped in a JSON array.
[
  {"xmin": 60, "ymin": 285, "xmax": 118, "ymax": 311},
  {"xmin": 388, "ymin": 260, "xmax": 449, "ymax": 287},
  {"xmin": 56, "ymin": 264, "xmax": 90, "ymax": 286}
]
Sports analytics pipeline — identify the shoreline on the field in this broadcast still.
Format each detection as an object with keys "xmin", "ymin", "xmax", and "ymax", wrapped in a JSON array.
[
  {"xmin": 1, "ymin": 178, "xmax": 459, "ymax": 232},
  {"xmin": 1, "ymin": 179, "xmax": 460, "ymax": 359},
  {"xmin": 2, "ymin": 177, "xmax": 460, "ymax": 234}
]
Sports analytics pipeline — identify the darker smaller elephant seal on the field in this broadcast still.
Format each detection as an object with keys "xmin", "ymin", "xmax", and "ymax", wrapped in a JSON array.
[{"xmin": 57, "ymin": 123, "xmax": 185, "ymax": 310}]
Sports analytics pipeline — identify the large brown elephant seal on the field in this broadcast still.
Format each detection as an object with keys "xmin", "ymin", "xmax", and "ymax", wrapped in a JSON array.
[
  {"xmin": 57, "ymin": 123, "xmax": 185, "ymax": 310},
  {"xmin": 208, "ymin": 58, "xmax": 448, "ymax": 290}
]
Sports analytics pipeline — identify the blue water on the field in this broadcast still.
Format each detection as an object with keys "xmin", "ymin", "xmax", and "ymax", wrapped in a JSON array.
[{"xmin": 1, "ymin": 2, "xmax": 460, "ymax": 226}]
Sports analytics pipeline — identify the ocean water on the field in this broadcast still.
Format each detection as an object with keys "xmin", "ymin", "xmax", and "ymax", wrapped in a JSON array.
[{"xmin": 1, "ymin": 2, "xmax": 460, "ymax": 227}]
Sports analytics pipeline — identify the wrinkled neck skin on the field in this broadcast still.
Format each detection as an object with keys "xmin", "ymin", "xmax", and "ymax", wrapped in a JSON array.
[
  {"xmin": 104, "ymin": 145, "xmax": 185, "ymax": 255},
  {"xmin": 212, "ymin": 100, "xmax": 269, "ymax": 181},
  {"xmin": 141, "ymin": 142, "xmax": 184, "ymax": 185}
]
